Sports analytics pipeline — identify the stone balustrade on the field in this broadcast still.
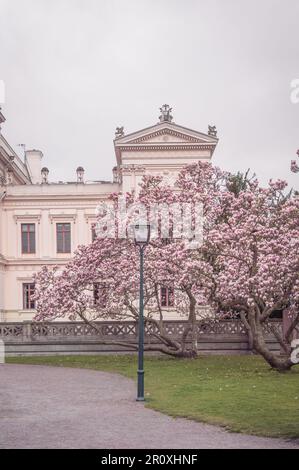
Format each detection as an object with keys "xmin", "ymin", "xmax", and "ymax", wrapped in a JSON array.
[{"xmin": 0, "ymin": 319, "xmax": 283, "ymax": 356}]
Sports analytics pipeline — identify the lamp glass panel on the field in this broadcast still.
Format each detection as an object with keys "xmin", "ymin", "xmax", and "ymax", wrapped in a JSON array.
[{"xmin": 134, "ymin": 224, "xmax": 149, "ymax": 244}]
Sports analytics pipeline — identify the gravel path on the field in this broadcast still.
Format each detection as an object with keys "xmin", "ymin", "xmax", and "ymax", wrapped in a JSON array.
[{"xmin": 0, "ymin": 364, "xmax": 298, "ymax": 449}]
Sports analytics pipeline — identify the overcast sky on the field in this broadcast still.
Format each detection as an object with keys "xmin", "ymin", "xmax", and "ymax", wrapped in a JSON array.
[{"xmin": 0, "ymin": 0, "xmax": 298, "ymax": 188}]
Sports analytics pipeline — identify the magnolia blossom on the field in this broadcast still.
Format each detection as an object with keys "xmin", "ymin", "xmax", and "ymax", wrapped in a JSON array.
[{"xmin": 34, "ymin": 161, "xmax": 299, "ymax": 369}]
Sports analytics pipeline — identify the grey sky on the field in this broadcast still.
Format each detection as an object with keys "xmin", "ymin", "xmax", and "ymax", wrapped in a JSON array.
[{"xmin": 0, "ymin": 0, "xmax": 298, "ymax": 188}]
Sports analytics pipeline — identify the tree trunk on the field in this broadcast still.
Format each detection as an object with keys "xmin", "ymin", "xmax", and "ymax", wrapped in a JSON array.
[
  {"xmin": 247, "ymin": 310, "xmax": 294, "ymax": 372},
  {"xmin": 179, "ymin": 289, "xmax": 198, "ymax": 358}
]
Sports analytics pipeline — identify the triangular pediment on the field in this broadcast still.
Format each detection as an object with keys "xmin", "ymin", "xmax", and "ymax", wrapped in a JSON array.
[
  {"xmin": 114, "ymin": 122, "xmax": 218, "ymax": 146},
  {"xmin": 114, "ymin": 120, "xmax": 218, "ymax": 166},
  {"xmin": 127, "ymin": 129, "xmax": 207, "ymax": 144}
]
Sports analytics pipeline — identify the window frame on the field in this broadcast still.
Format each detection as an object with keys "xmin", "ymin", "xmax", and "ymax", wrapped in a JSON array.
[
  {"xmin": 22, "ymin": 283, "xmax": 35, "ymax": 310},
  {"xmin": 21, "ymin": 223, "xmax": 36, "ymax": 254},
  {"xmin": 56, "ymin": 222, "xmax": 71, "ymax": 254},
  {"xmin": 160, "ymin": 286, "xmax": 174, "ymax": 308}
]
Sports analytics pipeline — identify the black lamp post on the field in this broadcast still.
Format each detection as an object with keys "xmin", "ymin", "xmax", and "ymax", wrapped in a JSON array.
[{"xmin": 132, "ymin": 223, "xmax": 151, "ymax": 401}]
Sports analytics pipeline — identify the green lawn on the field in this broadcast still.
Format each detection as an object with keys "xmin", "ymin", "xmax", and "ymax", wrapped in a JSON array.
[{"xmin": 7, "ymin": 354, "xmax": 299, "ymax": 439}]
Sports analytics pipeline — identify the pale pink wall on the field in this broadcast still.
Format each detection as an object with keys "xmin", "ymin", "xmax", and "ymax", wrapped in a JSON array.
[{"xmin": 0, "ymin": 183, "xmax": 119, "ymax": 321}]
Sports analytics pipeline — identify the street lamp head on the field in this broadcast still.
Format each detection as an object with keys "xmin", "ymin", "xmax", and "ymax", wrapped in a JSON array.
[{"xmin": 132, "ymin": 224, "xmax": 151, "ymax": 248}]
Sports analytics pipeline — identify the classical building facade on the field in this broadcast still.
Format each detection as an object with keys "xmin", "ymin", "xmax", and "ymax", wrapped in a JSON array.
[{"xmin": 0, "ymin": 105, "xmax": 218, "ymax": 322}]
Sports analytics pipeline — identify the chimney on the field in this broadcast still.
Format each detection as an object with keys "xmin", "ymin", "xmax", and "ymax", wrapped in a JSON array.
[{"xmin": 25, "ymin": 149, "xmax": 43, "ymax": 184}]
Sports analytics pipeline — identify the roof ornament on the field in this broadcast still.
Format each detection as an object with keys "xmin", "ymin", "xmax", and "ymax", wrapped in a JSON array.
[
  {"xmin": 159, "ymin": 104, "xmax": 173, "ymax": 123},
  {"xmin": 208, "ymin": 125, "xmax": 217, "ymax": 137},
  {"xmin": 0, "ymin": 107, "xmax": 5, "ymax": 129},
  {"xmin": 41, "ymin": 167, "xmax": 49, "ymax": 184},
  {"xmin": 76, "ymin": 166, "xmax": 85, "ymax": 183},
  {"xmin": 115, "ymin": 126, "xmax": 125, "ymax": 139}
]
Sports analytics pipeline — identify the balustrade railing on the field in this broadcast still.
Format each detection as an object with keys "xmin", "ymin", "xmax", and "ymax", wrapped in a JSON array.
[{"xmin": 0, "ymin": 319, "xmax": 282, "ymax": 342}]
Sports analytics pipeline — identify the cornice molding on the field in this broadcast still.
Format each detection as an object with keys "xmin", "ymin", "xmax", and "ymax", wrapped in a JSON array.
[
  {"xmin": 118, "ymin": 144, "xmax": 215, "ymax": 152},
  {"xmin": 49, "ymin": 213, "xmax": 77, "ymax": 224},
  {"xmin": 13, "ymin": 214, "xmax": 41, "ymax": 224},
  {"xmin": 3, "ymin": 193, "xmax": 114, "ymax": 203},
  {"xmin": 4, "ymin": 258, "xmax": 70, "ymax": 267},
  {"xmin": 3, "ymin": 200, "xmax": 103, "ymax": 209}
]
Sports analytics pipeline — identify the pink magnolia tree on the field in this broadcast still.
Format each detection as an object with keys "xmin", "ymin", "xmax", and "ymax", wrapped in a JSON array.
[
  {"xmin": 34, "ymin": 170, "xmax": 220, "ymax": 357},
  {"xmin": 34, "ymin": 161, "xmax": 299, "ymax": 369},
  {"xmin": 34, "ymin": 241, "xmax": 212, "ymax": 357},
  {"xmin": 156, "ymin": 162, "xmax": 299, "ymax": 370},
  {"xmin": 206, "ymin": 179, "xmax": 299, "ymax": 371}
]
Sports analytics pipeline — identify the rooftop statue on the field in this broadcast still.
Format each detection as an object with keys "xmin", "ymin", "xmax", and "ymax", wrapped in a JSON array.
[
  {"xmin": 208, "ymin": 125, "xmax": 217, "ymax": 137},
  {"xmin": 159, "ymin": 104, "xmax": 173, "ymax": 123},
  {"xmin": 115, "ymin": 126, "xmax": 125, "ymax": 138}
]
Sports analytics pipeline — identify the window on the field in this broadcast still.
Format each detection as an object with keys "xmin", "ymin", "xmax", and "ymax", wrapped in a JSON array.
[
  {"xmin": 21, "ymin": 224, "xmax": 36, "ymax": 253},
  {"xmin": 91, "ymin": 224, "xmax": 97, "ymax": 242},
  {"xmin": 93, "ymin": 283, "xmax": 107, "ymax": 307},
  {"xmin": 23, "ymin": 283, "xmax": 35, "ymax": 310},
  {"xmin": 161, "ymin": 287, "xmax": 174, "ymax": 307},
  {"xmin": 161, "ymin": 226, "xmax": 173, "ymax": 245},
  {"xmin": 56, "ymin": 223, "xmax": 71, "ymax": 253}
]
